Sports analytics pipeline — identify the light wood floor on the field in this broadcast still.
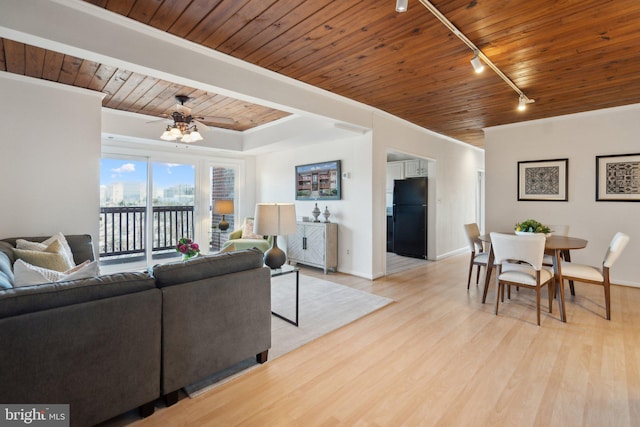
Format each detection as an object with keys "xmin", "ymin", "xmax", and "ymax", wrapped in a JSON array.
[{"xmin": 121, "ymin": 254, "xmax": 640, "ymax": 426}]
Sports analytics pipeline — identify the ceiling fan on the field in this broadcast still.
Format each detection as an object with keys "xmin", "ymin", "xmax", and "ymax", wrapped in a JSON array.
[{"xmin": 158, "ymin": 95, "xmax": 234, "ymax": 143}]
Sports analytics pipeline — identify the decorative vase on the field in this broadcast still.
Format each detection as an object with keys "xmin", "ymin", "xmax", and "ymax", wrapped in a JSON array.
[
  {"xmin": 312, "ymin": 203, "xmax": 321, "ymax": 222},
  {"xmin": 323, "ymin": 206, "xmax": 331, "ymax": 223}
]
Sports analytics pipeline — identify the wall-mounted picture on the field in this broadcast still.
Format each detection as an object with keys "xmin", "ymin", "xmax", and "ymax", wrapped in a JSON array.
[
  {"xmin": 596, "ymin": 153, "xmax": 640, "ymax": 202},
  {"xmin": 295, "ymin": 160, "xmax": 341, "ymax": 200},
  {"xmin": 517, "ymin": 158, "xmax": 568, "ymax": 201}
]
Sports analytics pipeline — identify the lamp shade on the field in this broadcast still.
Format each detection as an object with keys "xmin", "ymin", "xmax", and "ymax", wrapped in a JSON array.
[
  {"xmin": 213, "ymin": 199, "xmax": 234, "ymax": 215},
  {"xmin": 253, "ymin": 203, "xmax": 297, "ymax": 236}
]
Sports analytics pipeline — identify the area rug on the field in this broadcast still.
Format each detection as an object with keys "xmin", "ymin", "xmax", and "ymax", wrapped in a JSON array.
[{"xmin": 185, "ymin": 274, "xmax": 393, "ymax": 397}]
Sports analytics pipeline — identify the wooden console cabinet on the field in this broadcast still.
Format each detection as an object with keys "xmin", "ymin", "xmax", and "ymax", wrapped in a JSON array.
[{"xmin": 286, "ymin": 222, "xmax": 337, "ymax": 274}]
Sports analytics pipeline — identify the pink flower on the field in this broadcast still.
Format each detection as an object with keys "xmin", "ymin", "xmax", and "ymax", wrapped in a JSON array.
[{"xmin": 191, "ymin": 243, "xmax": 199, "ymax": 250}]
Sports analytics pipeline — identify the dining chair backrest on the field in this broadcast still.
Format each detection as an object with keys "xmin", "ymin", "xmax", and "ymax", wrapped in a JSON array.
[
  {"xmin": 464, "ymin": 223, "xmax": 482, "ymax": 252},
  {"xmin": 603, "ymin": 232, "xmax": 630, "ymax": 268},
  {"xmin": 490, "ymin": 232, "xmax": 546, "ymax": 270},
  {"xmin": 548, "ymin": 225, "xmax": 569, "ymax": 236}
]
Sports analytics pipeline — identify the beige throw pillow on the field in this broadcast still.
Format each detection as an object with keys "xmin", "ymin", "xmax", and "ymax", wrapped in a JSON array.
[
  {"xmin": 16, "ymin": 232, "xmax": 75, "ymax": 267},
  {"xmin": 13, "ymin": 240, "xmax": 74, "ymax": 272},
  {"xmin": 241, "ymin": 218, "xmax": 263, "ymax": 239}
]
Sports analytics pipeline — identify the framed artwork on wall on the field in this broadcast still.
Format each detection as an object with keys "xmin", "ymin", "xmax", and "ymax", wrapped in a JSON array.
[
  {"xmin": 517, "ymin": 158, "xmax": 568, "ymax": 201},
  {"xmin": 295, "ymin": 160, "xmax": 341, "ymax": 200},
  {"xmin": 596, "ymin": 153, "xmax": 640, "ymax": 202}
]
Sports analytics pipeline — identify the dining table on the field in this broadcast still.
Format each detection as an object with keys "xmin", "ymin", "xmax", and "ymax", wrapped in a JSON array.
[{"xmin": 477, "ymin": 233, "xmax": 588, "ymax": 322}]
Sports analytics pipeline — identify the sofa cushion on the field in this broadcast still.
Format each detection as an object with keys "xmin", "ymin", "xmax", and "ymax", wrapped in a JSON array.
[
  {"xmin": 13, "ymin": 240, "xmax": 74, "ymax": 272},
  {"xmin": 0, "ymin": 272, "xmax": 154, "ymax": 319},
  {"xmin": 0, "ymin": 247, "xmax": 14, "ymax": 289},
  {"xmin": 152, "ymin": 248, "xmax": 264, "ymax": 288}
]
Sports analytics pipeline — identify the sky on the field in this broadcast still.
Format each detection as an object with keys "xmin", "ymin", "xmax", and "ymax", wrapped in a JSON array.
[{"xmin": 100, "ymin": 158, "xmax": 195, "ymax": 189}]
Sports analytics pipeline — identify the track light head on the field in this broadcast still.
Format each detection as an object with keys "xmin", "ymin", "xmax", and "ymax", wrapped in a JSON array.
[
  {"xmin": 518, "ymin": 95, "xmax": 535, "ymax": 111},
  {"xmin": 470, "ymin": 52, "xmax": 484, "ymax": 73},
  {"xmin": 396, "ymin": 0, "xmax": 408, "ymax": 13}
]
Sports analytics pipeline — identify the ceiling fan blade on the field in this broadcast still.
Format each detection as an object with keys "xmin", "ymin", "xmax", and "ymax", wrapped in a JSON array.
[
  {"xmin": 194, "ymin": 115, "xmax": 235, "ymax": 125},
  {"xmin": 146, "ymin": 116, "xmax": 171, "ymax": 124},
  {"xmin": 175, "ymin": 104, "xmax": 191, "ymax": 115}
]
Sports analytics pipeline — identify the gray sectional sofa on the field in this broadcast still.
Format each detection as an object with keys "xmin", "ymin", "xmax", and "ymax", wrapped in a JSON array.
[{"xmin": 0, "ymin": 235, "xmax": 271, "ymax": 426}]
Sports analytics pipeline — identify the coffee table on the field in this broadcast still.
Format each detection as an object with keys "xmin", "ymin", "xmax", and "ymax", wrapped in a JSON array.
[{"xmin": 270, "ymin": 264, "xmax": 299, "ymax": 327}]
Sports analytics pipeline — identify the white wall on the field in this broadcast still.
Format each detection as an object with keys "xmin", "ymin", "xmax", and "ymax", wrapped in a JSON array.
[
  {"xmin": 256, "ymin": 133, "xmax": 374, "ymax": 278},
  {"xmin": 0, "ymin": 73, "xmax": 102, "ymax": 245},
  {"xmin": 485, "ymin": 104, "xmax": 640, "ymax": 287},
  {"xmin": 372, "ymin": 113, "xmax": 485, "ymax": 265}
]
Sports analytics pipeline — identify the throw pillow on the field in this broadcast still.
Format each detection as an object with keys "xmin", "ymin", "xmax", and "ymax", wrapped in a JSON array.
[
  {"xmin": 13, "ymin": 259, "xmax": 99, "ymax": 287},
  {"xmin": 241, "ymin": 218, "xmax": 263, "ymax": 240},
  {"xmin": 13, "ymin": 240, "xmax": 75, "ymax": 272},
  {"xmin": 16, "ymin": 232, "xmax": 76, "ymax": 267}
]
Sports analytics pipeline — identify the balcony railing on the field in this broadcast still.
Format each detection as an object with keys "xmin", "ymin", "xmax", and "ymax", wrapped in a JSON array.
[{"xmin": 99, "ymin": 205, "xmax": 195, "ymax": 259}]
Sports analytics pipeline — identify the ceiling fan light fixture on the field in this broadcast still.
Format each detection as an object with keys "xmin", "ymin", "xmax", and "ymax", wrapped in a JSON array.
[
  {"xmin": 470, "ymin": 52, "xmax": 484, "ymax": 73},
  {"xmin": 170, "ymin": 126, "xmax": 183, "ymax": 138},
  {"xmin": 161, "ymin": 126, "xmax": 176, "ymax": 141},
  {"xmin": 190, "ymin": 129, "xmax": 203, "ymax": 142},
  {"xmin": 396, "ymin": 0, "xmax": 408, "ymax": 13}
]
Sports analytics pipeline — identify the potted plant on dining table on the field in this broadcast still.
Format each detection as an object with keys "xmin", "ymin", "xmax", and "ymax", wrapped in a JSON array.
[{"xmin": 514, "ymin": 219, "xmax": 552, "ymax": 237}]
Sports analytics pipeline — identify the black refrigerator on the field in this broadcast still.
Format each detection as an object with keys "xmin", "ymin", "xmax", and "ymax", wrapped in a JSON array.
[{"xmin": 393, "ymin": 177, "xmax": 427, "ymax": 259}]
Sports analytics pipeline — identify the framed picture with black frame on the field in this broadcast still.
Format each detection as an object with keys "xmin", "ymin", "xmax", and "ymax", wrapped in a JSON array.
[
  {"xmin": 596, "ymin": 153, "xmax": 640, "ymax": 202},
  {"xmin": 295, "ymin": 160, "xmax": 341, "ymax": 201},
  {"xmin": 517, "ymin": 158, "xmax": 568, "ymax": 201}
]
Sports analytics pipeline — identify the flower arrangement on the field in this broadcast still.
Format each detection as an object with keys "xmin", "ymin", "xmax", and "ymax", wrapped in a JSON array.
[
  {"xmin": 176, "ymin": 237, "xmax": 200, "ymax": 260},
  {"xmin": 514, "ymin": 219, "xmax": 552, "ymax": 234}
]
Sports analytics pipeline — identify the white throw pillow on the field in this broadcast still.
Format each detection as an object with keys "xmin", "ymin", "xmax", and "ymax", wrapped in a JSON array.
[
  {"xmin": 16, "ymin": 232, "xmax": 75, "ymax": 267},
  {"xmin": 241, "ymin": 218, "xmax": 263, "ymax": 240},
  {"xmin": 13, "ymin": 259, "xmax": 99, "ymax": 287}
]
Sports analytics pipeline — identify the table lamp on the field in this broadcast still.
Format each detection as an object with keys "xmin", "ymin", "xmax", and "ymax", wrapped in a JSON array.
[
  {"xmin": 214, "ymin": 199, "xmax": 234, "ymax": 231},
  {"xmin": 253, "ymin": 203, "xmax": 297, "ymax": 269}
]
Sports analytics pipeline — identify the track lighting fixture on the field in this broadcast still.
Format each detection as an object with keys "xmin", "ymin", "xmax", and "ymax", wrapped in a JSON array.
[
  {"xmin": 470, "ymin": 52, "xmax": 484, "ymax": 73},
  {"xmin": 397, "ymin": 0, "xmax": 535, "ymax": 111},
  {"xmin": 396, "ymin": 0, "xmax": 408, "ymax": 13}
]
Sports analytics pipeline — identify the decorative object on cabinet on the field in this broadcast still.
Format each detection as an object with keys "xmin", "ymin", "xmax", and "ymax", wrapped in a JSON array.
[
  {"xmin": 286, "ymin": 222, "xmax": 338, "ymax": 274},
  {"xmin": 253, "ymin": 203, "xmax": 297, "ymax": 269},
  {"xmin": 323, "ymin": 206, "xmax": 331, "ymax": 223},
  {"xmin": 596, "ymin": 153, "xmax": 640, "ymax": 202},
  {"xmin": 295, "ymin": 160, "xmax": 341, "ymax": 200},
  {"xmin": 517, "ymin": 158, "xmax": 568, "ymax": 201},
  {"xmin": 311, "ymin": 203, "xmax": 321, "ymax": 222},
  {"xmin": 213, "ymin": 199, "xmax": 234, "ymax": 230}
]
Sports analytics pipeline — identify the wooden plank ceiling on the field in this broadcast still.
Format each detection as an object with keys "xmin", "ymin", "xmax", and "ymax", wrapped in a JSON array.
[
  {"xmin": 5, "ymin": 0, "xmax": 640, "ymax": 147},
  {"xmin": 0, "ymin": 38, "xmax": 290, "ymax": 132}
]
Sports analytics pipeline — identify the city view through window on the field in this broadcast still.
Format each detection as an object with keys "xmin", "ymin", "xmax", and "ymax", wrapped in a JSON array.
[
  {"xmin": 100, "ymin": 158, "xmax": 196, "ymax": 262},
  {"xmin": 100, "ymin": 158, "xmax": 237, "ymax": 263}
]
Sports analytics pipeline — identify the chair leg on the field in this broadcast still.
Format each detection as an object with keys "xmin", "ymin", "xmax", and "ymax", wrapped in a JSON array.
[
  {"xmin": 467, "ymin": 259, "xmax": 474, "ymax": 290},
  {"xmin": 476, "ymin": 265, "xmax": 482, "ymax": 285},
  {"xmin": 495, "ymin": 281, "xmax": 502, "ymax": 315},
  {"xmin": 569, "ymin": 280, "xmax": 575, "ymax": 296},
  {"xmin": 604, "ymin": 279, "xmax": 611, "ymax": 320},
  {"xmin": 548, "ymin": 281, "xmax": 554, "ymax": 314},
  {"xmin": 536, "ymin": 286, "xmax": 541, "ymax": 326}
]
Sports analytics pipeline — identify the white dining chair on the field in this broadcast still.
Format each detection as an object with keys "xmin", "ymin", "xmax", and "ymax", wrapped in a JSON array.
[
  {"xmin": 463, "ymin": 223, "xmax": 489, "ymax": 290},
  {"xmin": 559, "ymin": 232, "xmax": 630, "ymax": 320},
  {"xmin": 490, "ymin": 232, "xmax": 556, "ymax": 325}
]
